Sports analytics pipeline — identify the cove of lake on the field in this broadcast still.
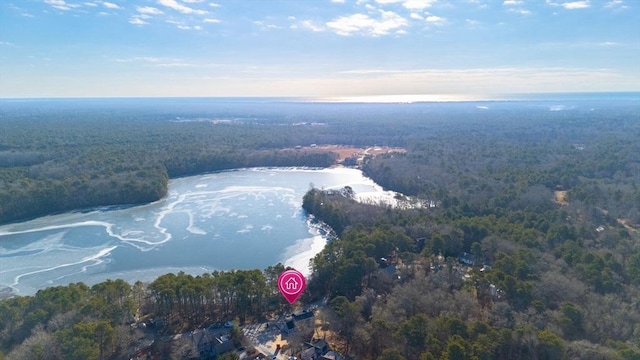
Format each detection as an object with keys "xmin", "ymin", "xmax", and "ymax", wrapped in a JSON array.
[{"xmin": 0, "ymin": 167, "xmax": 400, "ymax": 296}]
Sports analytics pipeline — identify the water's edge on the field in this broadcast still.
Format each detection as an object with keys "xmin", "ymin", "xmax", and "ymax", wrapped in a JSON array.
[{"xmin": 0, "ymin": 167, "xmax": 399, "ymax": 297}]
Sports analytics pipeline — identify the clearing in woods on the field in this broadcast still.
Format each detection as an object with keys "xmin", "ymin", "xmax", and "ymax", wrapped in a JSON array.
[
  {"xmin": 292, "ymin": 145, "xmax": 405, "ymax": 166},
  {"xmin": 554, "ymin": 190, "xmax": 568, "ymax": 206}
]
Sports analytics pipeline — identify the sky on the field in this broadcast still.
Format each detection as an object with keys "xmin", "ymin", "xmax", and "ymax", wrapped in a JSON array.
[{"xmin": 0, "ymin": 0, "xmax": 639, "ymax": 98}]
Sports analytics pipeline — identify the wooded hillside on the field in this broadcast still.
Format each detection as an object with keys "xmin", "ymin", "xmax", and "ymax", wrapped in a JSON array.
[{"xmin": 301, "ymin": 101, "xmax": 640, "ymax": 359}]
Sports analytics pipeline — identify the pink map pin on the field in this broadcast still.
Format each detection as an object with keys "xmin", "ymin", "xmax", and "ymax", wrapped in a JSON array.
[{"xmin": 278, "ymin": 269, "xmax": 306, "ymax": 304}]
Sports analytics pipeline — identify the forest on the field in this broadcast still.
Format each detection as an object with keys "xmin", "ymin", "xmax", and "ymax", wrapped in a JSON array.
[
  {"xmin": 0, "ymin": 97, "xmax": 639, "ymax": 359},
  {"xmin": 0, "ymin": 99, "xmax": 346, "ymax": 223},
  {"xmin": 299, "ymin": 101, "xmax": 639, "ymax": 359}
]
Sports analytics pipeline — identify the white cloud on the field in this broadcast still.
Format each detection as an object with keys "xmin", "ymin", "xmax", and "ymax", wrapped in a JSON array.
[
  {"xmin": 402, "ymin": 0, "xmax": 437, "ymax": 10},
  {"xmin": 327, "ymin": 67, "xmax": 631, "ymax": 96},
  {"xmin": 254, "ymin": 21, "xmax": 281, "ymax": 30},
  {"xmin": 301, "ymin": 20, "xmax": 325, "ymax": 32},
  {"xmin": 502, "ymin": 0, "xmax": 521, "ymax": 5},
  {"xmin": 44, "ymin": 0, "xmax": 81, "ymax": 11},
  {"xmin": 137, "ymin": 6, "xmax": 163, "ymax": 15},
  {"xmin": 561, "ymin": 1, "xmax": 590, "ymax": 9},
  {"xmin": 508, "ymin": 8, "xmax": 531, "ymax": 14},
  {"xmin": 537, "ymin": 41, "xmax": 623, "ymax": 49},
  {"xmin": 129, "ymin": 17, "xmax": 148, "ymax": 25},
  {"xmin": 467, "ymin": 0, "xmax": 489, "ymax": 8},
  {"xmin": 547, "ymin": 0, "xmax": 590, "ymax": 9},
  {"xmin": 203, "ymin": 18, "xmax": 220, "ymax": 23},
  {"xmin": 326, "ymin": 10, "xmax": 408, "ymax": 36},
  {"xmin": 84, "ymin": 2, "xmax": 98, "ymax": 6},
  {"xmin": 604, "ymin": 0, "xmax": 626, "ymax": 8},
  {"xmin": 166, "ymin": 20, "xmax": 202, "ymax": 31},
  {"xmin": 157, "ymin": 0, "xmax": 208, "ymax": 15},
  {"xmin": 410, "ymin": 12, "xmax": 423, "ymax": 19},
  {"xmin": 102, "ymin": 2, "xmax": 120, "ymax": 9},
  {"xmin": 209, "ymin": 2, "xmax": 221, "ymax": 7},
  {"xmin": 139, "ymin": 57, "xmax": 163, "ymax": 63},
  {"xmin": 115, "ymin": 57, "xmax": 202, "ymax": 67},
  {"xmin": 375, "ymin": 0, "xmax": 437, "ymax": 9},
  {"xmin": 45, "ymin": 0, "xmax": 67, "ymax": 8},
  {"xmin": 466, "ymin": 19, "xmax": 480, "ymax": 26},
  {"xmin": 331, "ymin": 0, "xmax": 346, "ymax": 3},
  {"xmin": 425, "ymin": 15, "xmax": 446, "ymax": 24},
  {"xmin": 183, "ymin": 0, "xmax": 204, "ymax": 2},
  {"xmin": 157, "ymin": 62, "xmax": 195, "ymax": 67}
]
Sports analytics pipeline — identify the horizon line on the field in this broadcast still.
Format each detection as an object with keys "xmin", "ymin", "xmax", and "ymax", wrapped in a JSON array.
[{"xmin": 0, "ymin": 91, "xmax": 638, "ymax": 103}]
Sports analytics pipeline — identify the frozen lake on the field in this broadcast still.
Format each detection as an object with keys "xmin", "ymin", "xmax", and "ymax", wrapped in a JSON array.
[{"xmin": 0, "ymin": 167, "xmax": 398, "ymax": 295}]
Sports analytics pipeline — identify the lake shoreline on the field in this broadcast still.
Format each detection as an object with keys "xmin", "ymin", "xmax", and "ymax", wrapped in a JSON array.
[
  {"xmin": 0, "ymin": 143, "xmax": 406, "ymax": 227},
  {"xmin": 0, "ymin": 166, "xmax": 332, "ymax": 228},
  {"xmin": 0, "ymin": 167, "xmax": 396, "ymax": 296}
]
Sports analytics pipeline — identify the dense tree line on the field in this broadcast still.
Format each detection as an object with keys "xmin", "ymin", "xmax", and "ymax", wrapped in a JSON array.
[
  {"xmin": 0, "ymin": 266, "xmax": 291, "ymax": 359},
  {"xmin": 303, "ymin": 187, "xmax": 639, "ymax": 359},
  {"xmin": 0, "ymin": 148, "xmax": 336, "ymax": 224},
  {"xmin": 0, "ymin": 100, "xmax": 347, "ymax": 223},
  {"xmin": 146, "ymin": 266, "xmax": 288, "ymax": 325}
]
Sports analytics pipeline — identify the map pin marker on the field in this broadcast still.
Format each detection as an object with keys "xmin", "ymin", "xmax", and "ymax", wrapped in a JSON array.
[{"xmin": 278, "ymin": 269, "xmax": 306, "ymax": 304}]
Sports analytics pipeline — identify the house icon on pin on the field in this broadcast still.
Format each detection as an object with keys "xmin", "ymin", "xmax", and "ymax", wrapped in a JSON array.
[{"xmin": 285, "ymin": 277, "xmax": 298, "ymax": 291}]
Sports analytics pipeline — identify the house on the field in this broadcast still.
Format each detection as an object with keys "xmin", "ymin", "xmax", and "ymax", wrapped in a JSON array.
[
  {"xmin": 285, "ymin": 320, "xmax": 296, "ymax": 333},
  {"xmin": 195, "ymin": 331, "xmax": 234, "ymax": 358},
  {"xmin": 214, "ymin": 337, "xmax": 235, "ymax": 357},
  {"xmin": 310, "ymin": 340, "xmax": 328, "ymax": 354},
  {"xmin": 301, "ymin": 339, "xmax": 342, "ymax": 360},
  {"xmin": 293, "ymin": 310, "xmax": 314, "ymax": 321},
  {"xmin": 458, "ymin": 252, "xmax": 475, "ymax": 266},
  {"xmin": 321, "ymin": 351, "xmax": 344, "ymax": 360},
  {"xmin": 301, "ymin": 347, "xmax": 316, "ymax": 360}
]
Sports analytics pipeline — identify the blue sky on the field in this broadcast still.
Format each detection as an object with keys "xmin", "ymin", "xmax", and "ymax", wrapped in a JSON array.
[{"xmin": 0, "ymin": 0, "xmax": 638, "ymax": 98}]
